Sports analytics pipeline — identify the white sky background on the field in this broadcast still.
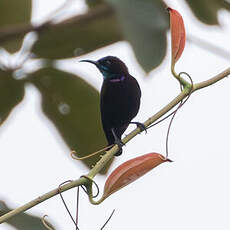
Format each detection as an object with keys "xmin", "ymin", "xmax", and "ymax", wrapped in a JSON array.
[{"xmin": 1, "ymin": 0, "xmax": 230, "ymax": 229}]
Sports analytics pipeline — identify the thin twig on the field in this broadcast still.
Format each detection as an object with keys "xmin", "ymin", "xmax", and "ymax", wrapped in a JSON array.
[
  {"xmin": 75, "ymin": 187, "xmax": 80, "ymax": 230},
  {"xmin": 165, "ymin": 72, "xmax": 194, "ymax": 158},
  {"xmin": 41, "ymin": 215, "xmax": 54, "ymax": 230},
  {"xmin": 71, "ymin": 144, "xmax": 113, "ymax": 160},
  {"xmin": 100, "ymin": 209, "xmax": 115, "ymax": 230},
  {"xmin": 58, "ymin": 181, "xmax": 79, "ymax": 229},
  {"xmin": 194, "ymin": 67, "xmax": 230, "ymax": 90}
]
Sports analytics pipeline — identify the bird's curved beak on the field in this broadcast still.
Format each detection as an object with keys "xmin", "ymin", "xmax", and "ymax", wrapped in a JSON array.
[{"xmin": 79, "ymin": 59, "xmax": 99, "ymax": 68}]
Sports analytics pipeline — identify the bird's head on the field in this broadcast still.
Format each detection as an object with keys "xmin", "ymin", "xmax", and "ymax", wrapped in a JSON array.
[{"xmin": 80, "ymin": 56, "xmax": 129, "ymax": 80}]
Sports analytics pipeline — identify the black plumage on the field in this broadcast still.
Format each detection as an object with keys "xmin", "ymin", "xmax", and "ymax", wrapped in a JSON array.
[{"xmin": 80, "ymin": 56, "xmax": 141, "ymax": 156}]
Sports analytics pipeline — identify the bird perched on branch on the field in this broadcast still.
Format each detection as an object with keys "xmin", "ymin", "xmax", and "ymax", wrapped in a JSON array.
[{"xmin": 81, "ymin": 56, "xmax": 144, "ymax": 156}]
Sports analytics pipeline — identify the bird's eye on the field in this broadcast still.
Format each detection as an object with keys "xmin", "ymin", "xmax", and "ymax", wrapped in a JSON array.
[{"xmin": 106, "ymin": 60, "xmax": 111, "ymax": 66}]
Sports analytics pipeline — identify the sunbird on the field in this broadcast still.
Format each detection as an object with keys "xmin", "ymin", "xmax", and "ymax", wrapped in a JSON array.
[{"xmin": 81, "ymin": 56, "xmax": 144, "ymax": 156}]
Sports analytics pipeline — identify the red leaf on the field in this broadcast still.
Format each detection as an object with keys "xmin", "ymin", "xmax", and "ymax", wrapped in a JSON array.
[
  {"xmin": 168, "ymin": 8, "xmax": 186, "ymax": 65},
  {"xmin": 103, "ymin": 153, "xmax": 171, "ymax": 199}
]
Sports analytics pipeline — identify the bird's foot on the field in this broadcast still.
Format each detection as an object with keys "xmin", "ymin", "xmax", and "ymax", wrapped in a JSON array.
[
  {"xmin": 114, "ymin": 138, "xmax": 125, "ymax": 148},
  {"xmin": 130, "ymin": 122, "xmax": 147, "ymax": 134},
  {"xmin": 113, "ymin": 138, "xmax": 125, "ymax": 156},
  {"xmin": 111, "ymin": 128, "xmax": 125, "ymax": 156}
]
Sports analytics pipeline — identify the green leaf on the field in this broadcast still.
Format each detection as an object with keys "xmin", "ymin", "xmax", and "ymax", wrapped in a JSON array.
[
  {"xmin": 29, "ymin": 68, "xmax": 112, "ymax": 172},
  {"xmin": 86, "ymin": 0, "xmax": 104, "ymax": 8},
  {"xmin": 0, "ymin": 0, "xmax": 31, "ymax": 26},
  {"xmin": 0, "ymin": 200, "xmax": 55, "ymax": 230},
  {"xmin": 184, "ymin": 0, "xmax": 223, "ymax": 25},
  {"xmin": 223, "ymin": 1, "xmax": 230, "ymax": 10},
  {"xmin": 32, "ymin": 5, "xmax": 122, "ymax": 59},
  {"xmin": 0, "ymin": 70, "xmax": 25, "ymax": 126},
  {"xmin": 33, "ymin": 2, "xmax": 169, "ymax": 72},
  {"xmin": 106, "ymin": 0, "xmax": 169, "ymax": 73},
  {"xmin": 0, "ymin": 0, "xmax": 32, "ymax": 52}
]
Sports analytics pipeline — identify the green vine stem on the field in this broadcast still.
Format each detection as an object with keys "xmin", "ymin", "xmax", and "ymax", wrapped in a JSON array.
[
  {"xmin": 171, "ymin": 66, "xmax": 191, "ymax": 88},
  {"xmin": 0, "ymin": 67, "xmax": 229, "ymax": 224}
]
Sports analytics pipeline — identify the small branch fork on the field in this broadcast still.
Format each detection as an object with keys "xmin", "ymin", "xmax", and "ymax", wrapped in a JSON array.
[{"xmin": 0, "ymin": 67, "xmax": 229, "ymax": 224}]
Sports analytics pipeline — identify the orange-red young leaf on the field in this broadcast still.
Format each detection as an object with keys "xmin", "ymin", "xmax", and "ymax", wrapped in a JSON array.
[
  {"xmin": 103, "ymin": 153, "xmax": 171, "ymax": 199},
  {"xmin": 168, "ymin": 7, "xmax": 186, "ymax": 65}
]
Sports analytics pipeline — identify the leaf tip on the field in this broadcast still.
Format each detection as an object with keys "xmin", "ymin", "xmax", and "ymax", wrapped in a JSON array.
[
  {"xmin": 166, "ymin": 158, "xmax": 173, "ymax": 162},
  {"xmin": 157, "ymin": 154, "xmax": 173, "ymax": 162},
  {"xmin": 166, "ymin": 7, "xmax": 172, "ymax": 12}
]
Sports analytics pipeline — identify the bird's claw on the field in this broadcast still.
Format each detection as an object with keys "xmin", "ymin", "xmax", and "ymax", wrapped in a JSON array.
[
  {"xmin": 114, "ymin": 138, "xmax": 125, "ymax": 148},
  {"xmin": 111, "ymin": 128, "xmax": 124, "ymax": 156},
  {"xmin": 113, "ymin": 139, "xmax": 124, "ymax": 156},
  {"xmin": 130, "ymin": 122, "xmax": 147, "ymax": 134}
]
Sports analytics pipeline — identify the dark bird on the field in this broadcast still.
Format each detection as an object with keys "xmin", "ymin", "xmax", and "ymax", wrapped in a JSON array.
[{"xmin": 80, "ymin": 56, "xmax": 144, "ymax": 156}]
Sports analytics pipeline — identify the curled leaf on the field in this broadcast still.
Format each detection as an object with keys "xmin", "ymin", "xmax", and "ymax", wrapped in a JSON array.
[
  {"xmin": 103, "ymin": 153, "xmax": 171, "ymax": 199},
  {"xmin": 168, "ymin": 8, "xmax": 186, "ymax": 68}
]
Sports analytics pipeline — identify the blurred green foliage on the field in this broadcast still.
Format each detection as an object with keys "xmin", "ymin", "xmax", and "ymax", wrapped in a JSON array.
[
  {"xmin": 28, "ymin": 68, "xmax": 110, "ymax": 171},
  {"xmin": 0, "ymin": 70, "xmax": 24, "ymax": 125},
  {"xmin": 33, "ymin": 5, "xmax": 122, "ymax": 59},
  {"xmin": 0, "ymin": 0, "xmax": 31, "ymax": 52},
  {"xmin": 106, "ymin": 0, "xmax": 168, "ymax": 72},
  {"xmin": 185, "ymin": 0, "xmax": 230, "ymax": 25}
]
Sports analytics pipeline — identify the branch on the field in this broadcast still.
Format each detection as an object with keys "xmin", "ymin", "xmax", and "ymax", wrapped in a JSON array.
[
  {"xmin": 193, "ymin": 67, "xmax": 230, "ymax": 91},
  {"xmin": 0, "ymin": 4, "xmax": 115, "ymax": 44},
  {"xmin": 0, "ymin": 67, "xmax": 229, "ymax": 224}
]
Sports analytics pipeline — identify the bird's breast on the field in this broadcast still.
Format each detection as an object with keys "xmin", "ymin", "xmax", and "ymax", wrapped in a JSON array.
[{"xmin": 100, "ymin": 76, "xmax": 141, "ymax": 127}]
